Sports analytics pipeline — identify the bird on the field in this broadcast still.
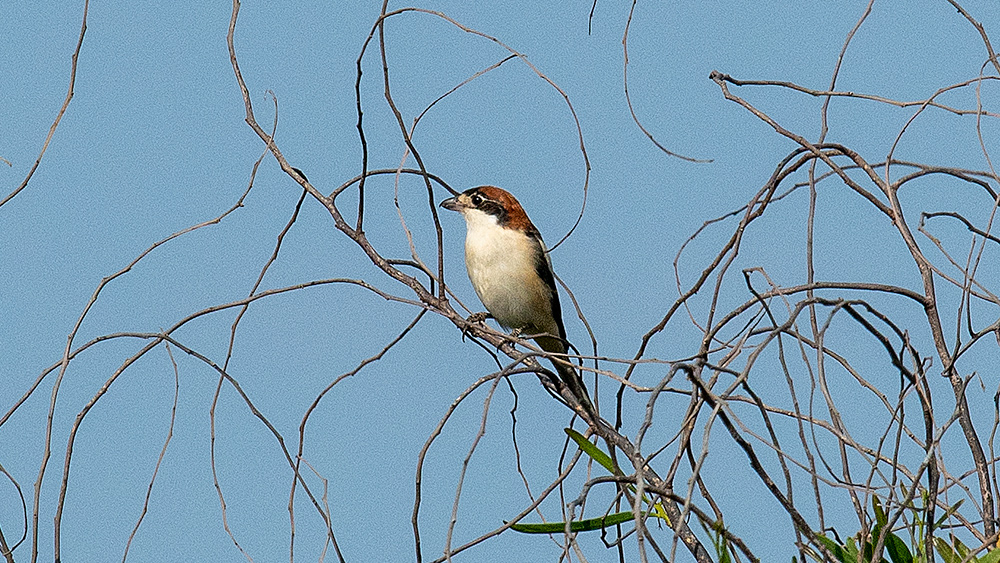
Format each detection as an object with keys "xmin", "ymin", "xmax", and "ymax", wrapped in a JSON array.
[{"xmin": 440, "ymin": 186, "xmax": 595, "ymax": 419}]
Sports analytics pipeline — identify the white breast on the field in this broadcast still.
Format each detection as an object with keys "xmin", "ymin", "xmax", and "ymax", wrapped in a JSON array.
[{"xmin": 460, "ymin": 209, "xmax": 556, "ymax": 334}]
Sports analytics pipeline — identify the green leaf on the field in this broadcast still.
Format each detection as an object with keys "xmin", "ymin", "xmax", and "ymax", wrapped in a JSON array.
[
  {"xmin": 873, "ymin": 496, "xmax": 888, "ymax": 528},
  {"xmin": 716, "ymin": 535, "xmax": 732, "ymax": 563},
  {"xmin": 955, "ymin": 538, "xmax": 971, "ymax": 560},
  {"xmin": 935, "ymin": 538, "xmax": 960, "ymax": 563},
  {"xmin": 565, "ymin": 428, "xmax": 619, "ymax": 475},
  {"xmin": 701, "ymin": 518, "xmax": 733, "ymax": 563},
  {"xmin": 846, "ymin": 537, "xmax": 860, "ymax": 562},
  {"xmin": 563, "ymin": 429, "xmax": 672, "ymax": 525},
  {"xmin": 934, "ymin": 500, "xmax": 965, "ymax": 528},
  {"xmin": 649, "ymin": 501, "xmax": 671, "ymax": 524},
  {"xmin": 979, "ymin": 546, "xmax": 1000, "ymax": 563},
  {"xmin": 860, "ymin": 534, "xmax": 878, "ymax": 563},
  {"xmin": 509, "ymin": 510, "xmax": 638, "ymax": 534},
  {"xmin": 816, "ymin": 533, "xmax": 853, "ymax": 563},
  {"xmin": 885, "ymin": 531, "xmax": 913, "ymax": 563}
]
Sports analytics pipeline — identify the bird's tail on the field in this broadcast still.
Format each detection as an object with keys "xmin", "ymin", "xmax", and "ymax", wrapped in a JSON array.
[
  {"xmin": 555, "ymin": 358, "xmax": 597, "ymax": 418},
  {"xmin": 536, "ymin": 335, "xmax": 597, "ymax": 421}
]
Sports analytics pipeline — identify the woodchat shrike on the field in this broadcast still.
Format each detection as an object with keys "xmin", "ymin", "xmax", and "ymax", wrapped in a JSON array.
[{"xmin": 441, "ymin": 186, "xmax": 594, "ymax": 417}]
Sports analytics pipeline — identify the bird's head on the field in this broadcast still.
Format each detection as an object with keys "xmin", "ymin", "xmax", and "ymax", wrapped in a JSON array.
[{"xmin": 440, "ymin": 186, "xmax": 537, "ymax": 234}]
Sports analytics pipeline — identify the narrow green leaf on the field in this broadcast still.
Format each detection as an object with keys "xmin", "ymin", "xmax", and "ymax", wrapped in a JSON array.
[
  {"xmin": 701, "ymin": 518, "xmax": 733, "ymax": 563},
  {"xmin": 873, "ymin": 496, "xmax": 888, "ymax": 527},
  {"xmin": 717, "ymin": 535, "xmax": 732, "ymax": 563},
  {"xmin": 563, "ymin": 429, "xmax": 671, "ymax": 525},
  {"xmin": 846, "ymin": 537, "xmax": 860, "ymax": 562},
  {"xmin": 872, "ymin": 523, "xmax": 884, "ymax": 549},
  {"xmin": 955, "ymin": 538, "xmax": 970, "ymax": 560},
  {"xmin": 935, "ymin": 538, "xmax": 960, "ymax": 563},
  {"xmin": 979, "ymin": 546, "xmax": 1000, "ymax": 563},
  {"xmin": 509, "ymin": 510, "xmax": 638, "ymax": 534},
  {"xmin": 816, "ymin": 534, "xmax": 852, "ymax": 563},
  {"xmin": 649, "ymin": 501, "xmax": 671, "ymax": 525},
  {"xmin": 934, "ymin": 500, "xmax": 965, "ymax": 528},
  {"xmin": 885, "ymin": 532, "xmax": 913, "ymax": 563},
  {"xmin": 565, "ymin": 428, "xmax": 619, "ymax": 475},
  {"xmin": 858, "ymin": 533, "xmax": 878, "ymax": 563}
]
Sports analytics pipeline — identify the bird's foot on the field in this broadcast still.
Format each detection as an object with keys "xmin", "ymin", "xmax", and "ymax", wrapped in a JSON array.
[
  {"xmin": 461, "ymin": 312, "xmax": 493, "ymax": 342},
  {"xmin": 467, "ymin": 311, "xmax": 491, "ymax": 324}
]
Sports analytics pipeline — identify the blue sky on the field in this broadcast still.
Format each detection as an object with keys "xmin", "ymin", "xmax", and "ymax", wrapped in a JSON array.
[{"xmin": 3, "ymin": 1, "xmax": 999, "ymax": 562}]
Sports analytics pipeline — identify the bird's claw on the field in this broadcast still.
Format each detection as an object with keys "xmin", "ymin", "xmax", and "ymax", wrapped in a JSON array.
[
  {"xmin": 467, "ymin": 311, "xmax": 491, "ymax": 324},
  {"xmin": 461, "ymin": 312, "xmax": 492, "ymax": 342}
]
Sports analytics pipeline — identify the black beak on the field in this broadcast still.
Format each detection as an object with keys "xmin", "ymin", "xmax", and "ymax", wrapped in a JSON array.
[{"xmin": 440, "ymin": 196, "xmax": 461, "ymax": 211}]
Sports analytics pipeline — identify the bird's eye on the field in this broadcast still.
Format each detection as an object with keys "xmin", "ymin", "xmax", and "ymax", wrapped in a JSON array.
[{"xmin": 470, "ymin": 194, "xmax": 483, "ymax": 206}]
